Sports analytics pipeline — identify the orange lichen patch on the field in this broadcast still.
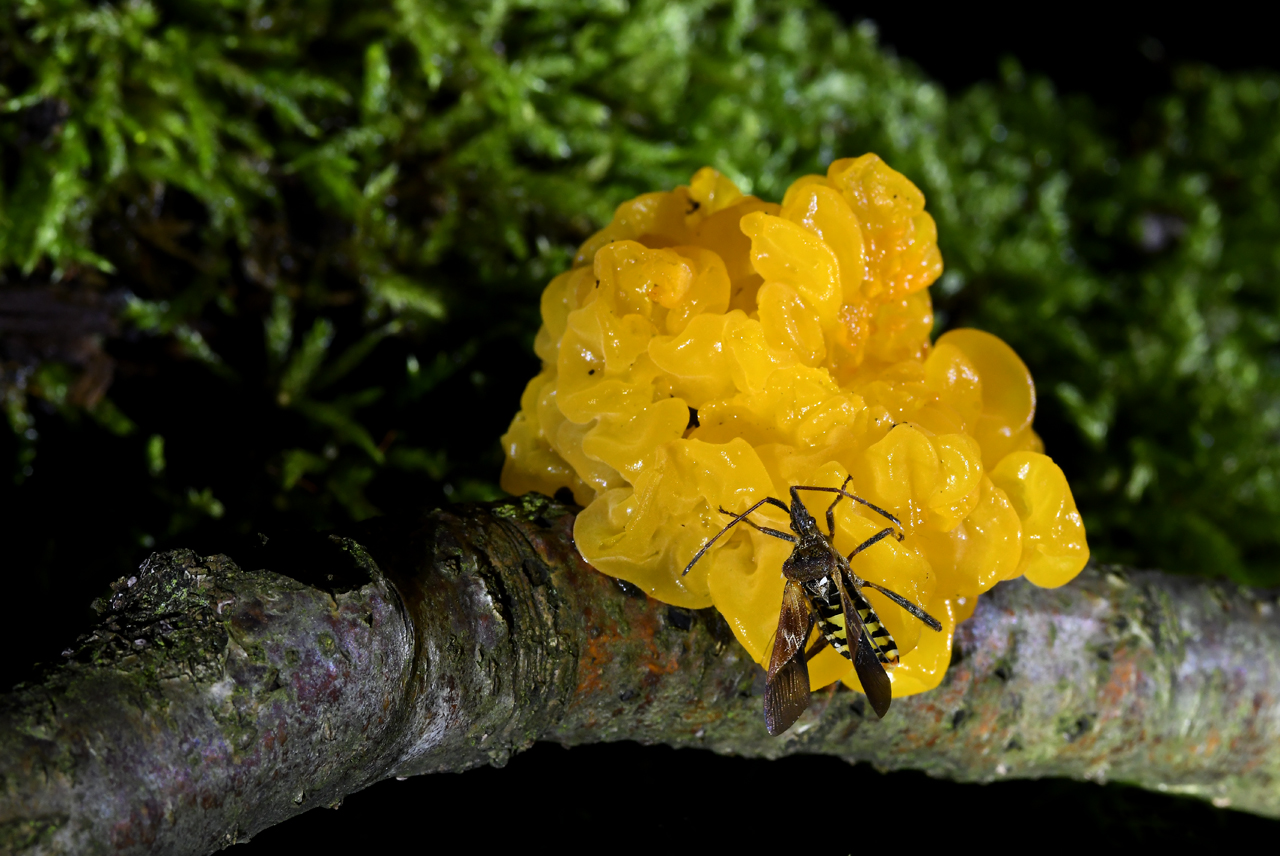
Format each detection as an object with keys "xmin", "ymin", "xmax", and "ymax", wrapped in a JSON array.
[
  {"xmin": 574, "ymin": 589, "xmax": 681, "ymax": 699},
  {"xmin": 1098, "ymin": 659, "xmax": 1140, "ymax": 710},
  {"xmin": 502, "ymin": 155, "xmax": 1089, "ymax": 703}
]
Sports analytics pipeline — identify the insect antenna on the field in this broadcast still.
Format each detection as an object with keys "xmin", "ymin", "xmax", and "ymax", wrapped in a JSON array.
[
  {"xmin": 681, "ymin": 496, "xmax": 792, "ymax": 576},
  {"xmin": 820, "ymin": 474, "xmax": 858, "ymax": 536},
  {"xmin": 716, "ymin": 506, "xmax": 796, "ymax": 543},
  {"xmin": 791, "ymin": 484, "xmax": 904, "ymax": 539}
]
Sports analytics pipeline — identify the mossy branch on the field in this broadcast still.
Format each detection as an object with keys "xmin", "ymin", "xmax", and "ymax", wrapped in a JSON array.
[{"xmin": 3, "ymin": 494, "xmax": 1278, "ymax": 853}]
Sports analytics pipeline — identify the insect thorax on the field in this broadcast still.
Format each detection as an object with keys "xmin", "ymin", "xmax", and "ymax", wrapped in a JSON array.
[{"xmin": 781, "ymin": 536, "xmax": 840, "ymax": 581}]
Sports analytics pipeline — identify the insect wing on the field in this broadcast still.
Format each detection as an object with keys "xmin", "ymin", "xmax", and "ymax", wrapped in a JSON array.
[
  {"xmin": 840, "ymin": 569, "xmax": 904, "ymax": 664},
  {"xmin": 764, "ymin": 580, "xmax": 813, "ymax": 735},
  {"xmin": 767, "ymin": 580, "xmax": 812, "ymax": 683},
  {"xmin": 764, "ymin": 649, "xmax": 811, "ymax": 736},
  {"xmin": 837, "ymin": 574, "xmax": 892, "ymax": 718}
]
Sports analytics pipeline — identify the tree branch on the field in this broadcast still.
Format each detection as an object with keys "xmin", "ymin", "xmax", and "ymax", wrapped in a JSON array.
[{"xmin": 4, "ymin": 494, "xmax": 1278, "ymax": 853}]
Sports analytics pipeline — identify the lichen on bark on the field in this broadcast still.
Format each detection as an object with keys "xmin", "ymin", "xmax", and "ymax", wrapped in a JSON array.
[{"xmin": 2, "ymin": 496, "xmax": 1279, "ymax": 854}]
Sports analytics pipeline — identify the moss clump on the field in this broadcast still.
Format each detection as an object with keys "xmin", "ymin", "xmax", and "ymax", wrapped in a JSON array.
[
  {"xmin": 75, "ymin": 550, "xmax": 233, "ymax": 686},
  {"xmin": 2, "ymin": 0, "xmax": 1280, "ymax": 599}
]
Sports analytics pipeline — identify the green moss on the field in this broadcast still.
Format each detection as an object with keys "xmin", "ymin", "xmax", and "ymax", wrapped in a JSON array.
[
  {"xmin": 0, "ymin": 817, "xmax": 65, "ymax": 852},
  {"xmin": 4, "ymin": 1, "xmax": 1280, "ymax": 583}
]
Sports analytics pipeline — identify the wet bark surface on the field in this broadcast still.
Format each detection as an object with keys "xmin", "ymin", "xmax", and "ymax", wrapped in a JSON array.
[{"xmin": 3, "ymin": 494, "xmax": 1278, "ymax": 854}]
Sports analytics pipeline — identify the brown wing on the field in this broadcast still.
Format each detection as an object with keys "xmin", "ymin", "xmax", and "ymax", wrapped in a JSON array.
[
  {"xmin": 837, "ymin": 573, "xmax": 892, "ymax": 718},
  {"xmin": 767, "ymin": 580, "xmax": 812, "ymax": 683},
  {"xmin": 764, "ymin": 580, "xmax": 813, "ymax": 736},
  {"xmin": 764, "ymin": 650, "xmax": 811, "ymax": 736}
]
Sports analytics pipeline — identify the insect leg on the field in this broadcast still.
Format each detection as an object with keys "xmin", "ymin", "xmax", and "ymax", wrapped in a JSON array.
[
  {"xmin": 681, "ymin": 496, "xmax": 791, "ymax": 576},
  {"xmin": 717, "ymin": 506, "xmax": 797, "ymax": 544},
  {"xmin": 804, "ymin": 632, "xmax": 830, "ymax": 662},
  {"xmin": 859, "ymin": 579, "xmax": 943, "ymax": 631},
  {"xmin": 846, "ymin": 527, "xmax": 898, "ymax": 560},
  {"xmin": 791, "ymin": 485, "xmax": 904, "ymax": 536}
]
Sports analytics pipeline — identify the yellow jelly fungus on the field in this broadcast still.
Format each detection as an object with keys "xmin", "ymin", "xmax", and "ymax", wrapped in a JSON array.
[{"xmin": 501, "ymin": 155, "xmax": 1089, "ymax": 702}]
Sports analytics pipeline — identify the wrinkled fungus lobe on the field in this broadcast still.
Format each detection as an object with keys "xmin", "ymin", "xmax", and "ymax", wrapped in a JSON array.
[{"xmin": 502, "ymin": 155, "xmax": 1088, "ymax": 699}]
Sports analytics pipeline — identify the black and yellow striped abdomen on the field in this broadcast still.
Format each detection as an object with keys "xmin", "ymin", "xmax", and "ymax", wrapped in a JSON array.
[{"xmin": 803, "ymin": 577, "xmax": 900, "ymax": 664}]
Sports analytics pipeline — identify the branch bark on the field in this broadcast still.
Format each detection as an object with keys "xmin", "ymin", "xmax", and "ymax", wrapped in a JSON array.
[{"xmin": 4, "ymin": 494, "xmax": 1279, "ymax": 853}]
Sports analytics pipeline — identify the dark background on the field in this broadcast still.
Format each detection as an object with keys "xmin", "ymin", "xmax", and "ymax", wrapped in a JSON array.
[
  {"xmin": 861, "ymin": 6, "xmax": 1273, "ymax": 120},
  {"xmin": 5, "ymin": 5, "xmax": 1278, "ymax": 849}
]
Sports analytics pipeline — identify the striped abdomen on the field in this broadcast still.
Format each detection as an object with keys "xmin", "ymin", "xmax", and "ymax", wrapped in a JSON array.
[{"xmin": 804, "ymin": 578, "xmax": 900, "ymax": 664}]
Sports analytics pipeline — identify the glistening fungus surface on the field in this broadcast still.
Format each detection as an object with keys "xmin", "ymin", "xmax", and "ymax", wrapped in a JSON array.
[{"xmin": 502, "ymin": 156, "xmax": 1089, "ymax": 700}]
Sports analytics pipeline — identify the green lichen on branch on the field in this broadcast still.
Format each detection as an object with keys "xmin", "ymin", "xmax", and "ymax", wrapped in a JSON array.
[
  {"xmin": 4, "ymin": 499, "xmax": 1280, "ymax": 853},
  {"xmin": 1, "ymin": 538, "xmax": 414, "ymax": 852},
  {"xmin": 73, "ymin": 550, "xmax": 234, "ymax": 683}
]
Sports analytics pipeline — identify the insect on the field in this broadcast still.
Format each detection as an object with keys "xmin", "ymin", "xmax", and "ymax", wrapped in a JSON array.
[{"xmin": 683, "ymin": 475, "xmax": 943, "ymax": 735}]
